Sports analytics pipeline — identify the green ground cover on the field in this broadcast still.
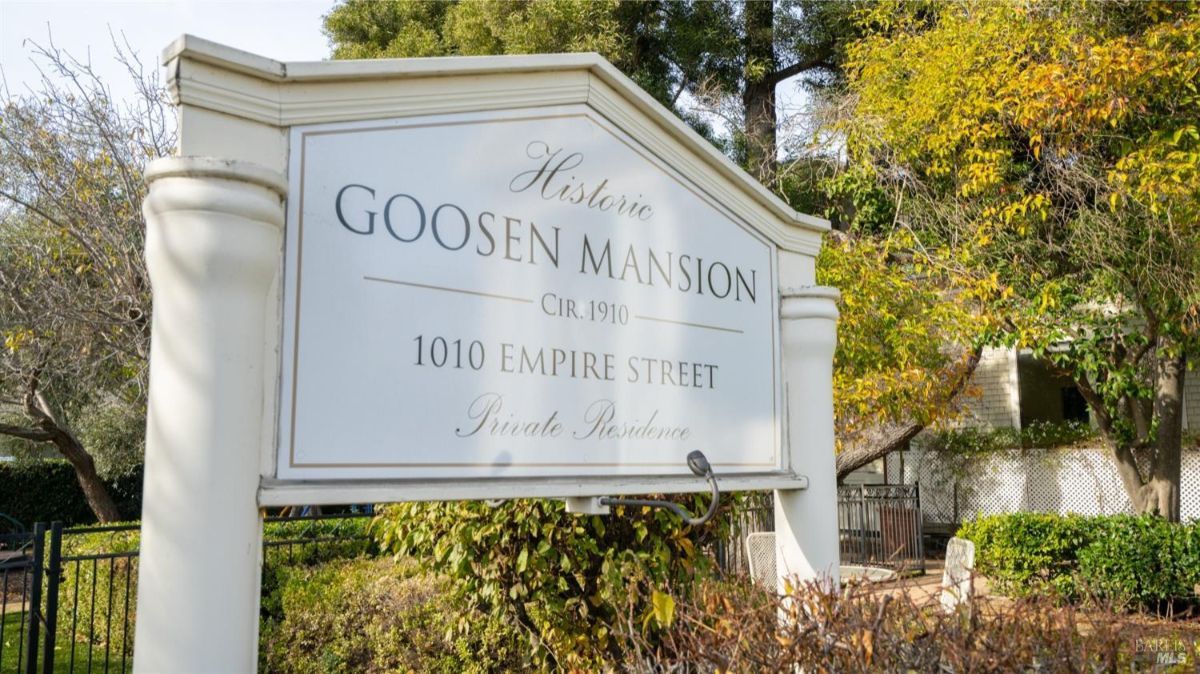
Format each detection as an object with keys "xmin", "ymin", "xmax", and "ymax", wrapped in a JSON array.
[{"xmin": 2, "ymin": 610, "xmax": 123, "ymax": 674}]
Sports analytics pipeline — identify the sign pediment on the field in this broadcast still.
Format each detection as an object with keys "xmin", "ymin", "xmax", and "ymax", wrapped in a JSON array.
[{"xmin": 162, "ymin": 34, "xmax": 828, "ymax": 255}]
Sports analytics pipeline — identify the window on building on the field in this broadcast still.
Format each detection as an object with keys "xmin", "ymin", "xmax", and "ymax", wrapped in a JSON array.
[{"xmin": 1017, "ymin": 353, "xmax": 1089, "ymax": 427}]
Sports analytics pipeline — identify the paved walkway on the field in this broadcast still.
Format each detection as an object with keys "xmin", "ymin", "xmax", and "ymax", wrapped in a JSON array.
[{"xmin": 862, "ymin": 559, "xmax": 994, "ymax": 607}]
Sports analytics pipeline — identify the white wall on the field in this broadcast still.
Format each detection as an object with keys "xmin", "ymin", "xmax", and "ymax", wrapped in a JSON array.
[
  {"xmin": 1185, "ymin": 367, "xmax": 1200, "ymax": 432},
  {"xmin": 890, "ymin": 447, "xmax": 1200, "ymax": 524},
  {"xmin": 960, "ymin": 347, "xmax": 1021, "ymax": 429}
]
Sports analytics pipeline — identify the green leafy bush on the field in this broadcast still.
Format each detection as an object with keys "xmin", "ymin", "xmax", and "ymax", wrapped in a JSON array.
[
  {"xmin": 263, "ymin": 515, "xmax": 371, "ymax": 545},
  {"xmin": 924, "ymin": 426, "xmax": 1022, "ymax": 456},
  {"xmin": 957, "ymin": 512, "xmax": 1096, "ymax": 598},
  {"xmin": 0, "ymin": 460, "xmax": 142, "ymax": 526},
  {"xmin": 1076, "ymin": 514, "xmax": 1200, "ymax": 611},
  {"xmin": 56, "ymin": 524, "xmax": 141, "ymax": 660},
  {"xmin": 51, "ymin": 515, "xmax": 373, "ymax": 662},
  {"xmin": 259, "ymin": 556, "xmax": 523, "ymax": 673},
  {"xmin": 922, "ymin": 420, "xmax": 1097, "ymax": 456},
  {"xmin": 372, "ymin": 496, "xmax": 731, "ymax": 671},
  {"xmin": 260, "ymin": 516, "xmax": 373, "ymax": 617},
  {"xmin": 959, "ymin": 512, "xmax": 1200, "ymax": 611},
  {"xmin": 1019, "ymin": 419, "xmax": 1096, "ymax": 449}
]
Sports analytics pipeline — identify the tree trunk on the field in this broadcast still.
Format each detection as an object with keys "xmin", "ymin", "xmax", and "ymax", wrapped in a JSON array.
[
  {"xmin": 1094, "ymin": 348, "xmax": 1184, "ymax": 522},
  {"xmin": 0, "ymin": 422, "xmax": 122, "ymax": 523},
  {"xmin": 55, "ymin": 429, "xmax": 123, "ymax": 523},
  {"xmin": 1108, "ymin": 442, "xmax": 1152, "ymax": 511},
  {"xmin": 836, "ymin": 422, "xmax": 922, "ymax": 480},
  {"xmin": 1111, "ymin": 448, "xmax": 1180, "ymax": 521},
  {"xmin": 742, "ymin": 0, "xmax": 777, "ymax": 184},
  {"xmin": 15, "ymin": 377, "xmax": 123, "ymax": 523},
  {"xmin": 1148, "ymin": 350, "xmax": 1184, "ymax": 521}
]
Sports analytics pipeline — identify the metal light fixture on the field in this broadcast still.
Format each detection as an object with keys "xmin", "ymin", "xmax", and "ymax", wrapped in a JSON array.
[{"xmin": 599, "ymin": 450, "xmax": 720, "ymax": 526}]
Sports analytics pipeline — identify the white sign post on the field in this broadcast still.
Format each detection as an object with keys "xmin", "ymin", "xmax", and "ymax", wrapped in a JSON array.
[{"xmin": 134, "ymin": 37, "xmax": 840, "ymax": 673}]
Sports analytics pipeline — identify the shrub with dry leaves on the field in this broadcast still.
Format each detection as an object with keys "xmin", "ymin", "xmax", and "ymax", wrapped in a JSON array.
[{"xmin": 616, "ymin": 577, "xmax": 1198, "ymax": 673}]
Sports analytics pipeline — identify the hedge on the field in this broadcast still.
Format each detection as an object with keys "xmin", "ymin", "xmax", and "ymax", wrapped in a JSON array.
[
  {"xmin": 0, "ymin": 460, "xmax": 142, "ymax": 527},
  {"xmin": 958, "ymin": 512, "xmax": 1200, "ymax": 611},
  {"xmin": 55, "ymin": 516, "xmax": 373, "ymax": 662},
  {"xmin": 954, "ymin": 512, "xmax": 1097, "ymax": 598},
  {"xmin": 259, "ymin": 556, "xmax": 524, "ymax": 673},
  {"xmin": 1076, "ymin": 514, "xmax": 1200, "ymax": 611},
  {"xmin": 56, "ymin": 525, "xmax": 141, "ymax": 660}
]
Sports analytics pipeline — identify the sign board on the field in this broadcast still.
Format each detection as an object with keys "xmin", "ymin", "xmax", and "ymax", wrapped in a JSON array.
[{"xmin": 278, "ymin": 106, "xmax": 781, "ymax": 481}]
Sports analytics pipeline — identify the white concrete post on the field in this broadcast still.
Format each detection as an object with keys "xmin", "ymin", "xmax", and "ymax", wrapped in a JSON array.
[
  {"xmin": 134, "ymin": 158, "xmax": 285, "ymax": 673},
  {"xmin": 775, "ymin": 286, "xmax": 841, "ymax": 591}
]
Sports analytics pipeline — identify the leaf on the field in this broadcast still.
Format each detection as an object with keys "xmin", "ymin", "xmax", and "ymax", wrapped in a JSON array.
[{"xmin": 650, "ymin": 590, "xmax": 675, "ymax": 628}]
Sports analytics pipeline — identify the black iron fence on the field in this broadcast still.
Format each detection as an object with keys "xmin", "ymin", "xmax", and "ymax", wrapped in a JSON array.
[
  {"xmin": 716, "ymin": 485, "xmax": 927, "ymax": 577},
  {"xmin": 1, "ymin": 513, "xmax": 370, "ymax": 674},
  {"xmin": 1, "ymin": 526, "xmax": 38, "ymax": 674},
  {"xmin": 714, "ymin": 492, "xmax": 774, "ymax": 574},
  {"xmin": 837, "ymin": 484, "xmax": 925, "ymax": 573}
]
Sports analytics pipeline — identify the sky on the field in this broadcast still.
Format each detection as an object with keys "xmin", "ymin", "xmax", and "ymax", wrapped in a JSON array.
[{"xmin": 1, "ymin": 0, "xmax": 336, "ymax": 102}]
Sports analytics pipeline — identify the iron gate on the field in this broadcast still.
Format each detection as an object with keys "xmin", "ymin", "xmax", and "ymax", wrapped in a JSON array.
[
  {"xmin": 837, "ymin": 483, "xmax": 925, "ymax": 572},
  {"xmin": 2, "ymin": 514, "xmax": 371, "ymax": 674},
  {"xmin": 718, "ymin": 486, "xmax": 927, "ymax": 576}
]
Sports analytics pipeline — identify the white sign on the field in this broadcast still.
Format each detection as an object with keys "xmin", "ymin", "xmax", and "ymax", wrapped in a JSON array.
[{"xmin": 277, "ymin": 105, "xmax": 780, "ymax": 480}]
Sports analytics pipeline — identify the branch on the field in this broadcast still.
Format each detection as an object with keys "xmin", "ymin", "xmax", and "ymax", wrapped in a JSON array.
[
  {"xmin": 20, "ymin": 366, "xmax": 57, "ymax": 433},
  {"xmin": 767, "ymin": 57, "xmax": 835, "ymax": 87},
  {"xmin": 0, "ymin": 185, "xmax": 122, "ymax": 293},
  {"xmin": 0, "ymin": 188, "xmax": 72, "ymax": 231},
  {"xmin": 836, "ymin": 346, "xmax": 984, "ymax": 479},
  {"xmin": 33, "ymin": 389, "xmax": 62, "ymax": 427},
  {"xmin": 669, "ymin": 74, "xmax": 690, "ymax": 107},
  {"xmin": 0, "ymin": 423, "xmax": 54, "ymax": 442},
  {"xmin": 1074, "ymin": 372, "xmax": 1114, "ymax": 437}
]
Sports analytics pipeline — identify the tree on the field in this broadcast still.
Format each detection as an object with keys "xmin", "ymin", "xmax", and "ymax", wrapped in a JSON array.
[
  {"xmin": 777, "ymin": 152, "xmax": 994, "ymax": 479},
  {"xmin": 736, "ymin": 0, "xmax": 850, "ymax": 182},
  {"xmin": 0, "ymin": 39, "xmax": 173, "ymax": 521},
  {"xmin": 323, "ymin": 0, "xmax": 989, "ymax": 481},
  {"xmin": 841, "ymin": 1, "xmax": 1200, "ymax": 519},
  {"xmin": 324, "ymin": 1, "xmax": 679, "ymax": 108},
  {"xmin": 323, "ymin": 0, "xmax": 851, "ymax": 182},
  {"xmin": 820, "ymin": 230, "xmax": 990, "ymax": 479}
]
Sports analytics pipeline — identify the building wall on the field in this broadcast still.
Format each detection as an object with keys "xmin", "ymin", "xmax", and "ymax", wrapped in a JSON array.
[
  {"xmin": 961, "ymin": 346, "xmax": 1021, "ymax": 429},
  {"xmin": 961, "ymin": 349, "xmax": 1198, "ymax": 433},
  {"xmin": 844, "ymin": 350, "xmax": 1199, "ymax": 486}
]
